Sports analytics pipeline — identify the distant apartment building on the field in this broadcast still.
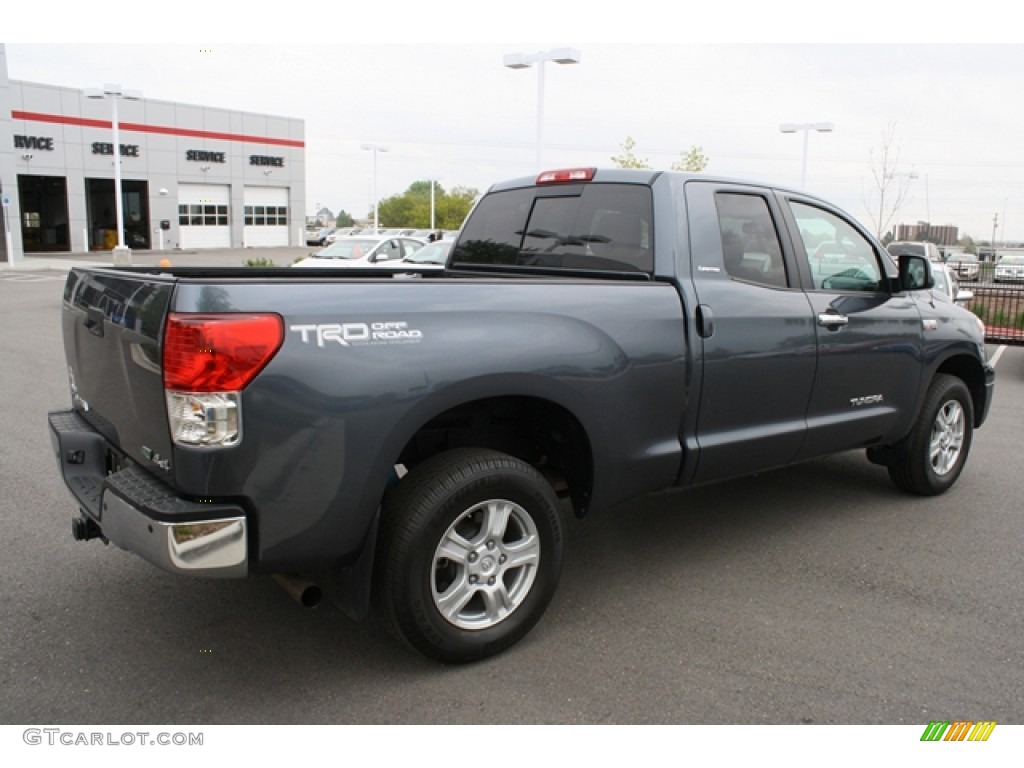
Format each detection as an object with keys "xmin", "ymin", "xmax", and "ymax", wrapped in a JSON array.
[{"xmin": 892, "ymin": 221, "xmax": 959, "ymax": 247}]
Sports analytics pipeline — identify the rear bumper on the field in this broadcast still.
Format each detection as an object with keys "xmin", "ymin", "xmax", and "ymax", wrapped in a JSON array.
[{"xmin": 48, "ymin": 409, "xmax": 248, "ymax": 578}]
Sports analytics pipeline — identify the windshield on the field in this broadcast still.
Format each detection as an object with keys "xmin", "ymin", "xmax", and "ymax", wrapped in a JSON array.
[
  {"xmin": 405, "ymin": 242, "xmax": 451, "ymax": 264},
  {"xmin": 1000, "ymin": 255, "xmax": 1024, "ymax": 265},
  {"xmin": 314, "ymin": 239, "xmax": 380, "ymax": 260}
]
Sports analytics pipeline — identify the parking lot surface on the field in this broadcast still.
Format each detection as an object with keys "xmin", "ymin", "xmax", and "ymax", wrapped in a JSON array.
[{"xmin": 1, "ymin": 268, "xmax": 1022, "ymax": 728}]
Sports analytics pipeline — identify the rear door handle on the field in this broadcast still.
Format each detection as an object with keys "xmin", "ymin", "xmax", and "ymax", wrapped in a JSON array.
[
  {"xmin": 84, "ymin": 308, "xmax": 105, "ymax": 337},
  {"xmin": 697, "ymin": 304, "xmax": 714, "ymax": 338}
]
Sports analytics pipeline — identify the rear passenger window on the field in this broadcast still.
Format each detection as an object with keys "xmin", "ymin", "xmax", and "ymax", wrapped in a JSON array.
[
  {"xmin": 715, "ymin": 193, "xmax": 789, "ymax": 288},
  {"xmin": 451, "ymin": 184, "xmax": 653, "ymax": 273}
]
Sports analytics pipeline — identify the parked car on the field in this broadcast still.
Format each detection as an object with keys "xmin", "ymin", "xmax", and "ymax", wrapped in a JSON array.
[
  {"xmin": 994, "ymin": 254, "xmax": 1024, "ymax": 283},
  {"xmin": 929, "ymin": 263, "xmax": 973, "ymax": 307},
  {"xmin": 888, "ymin": 241, "xmax": 944, "ymax": 263},
  {"xmin": 293, "ymin": 236, "xmax": 425, "ymax": 268},
  {"xmin": 400, "ymin": 239, "xmax": 451, "ymax": 268},
  {"xmin": 946, "ymin": 252, "xmax": 980, "ymax": 281},
  {"xmin": 306, "ymin": 227, "xmax": 335, "ymax": 246},
  {"xmin": 325, "ymin": 227, "xmax": 360, "ymax": 244}
]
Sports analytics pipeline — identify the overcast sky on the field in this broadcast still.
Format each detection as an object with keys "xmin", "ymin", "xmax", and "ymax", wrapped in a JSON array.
[{"xmin": 6, "ymin": 7, "xmax": 1023, "ymax": 241}]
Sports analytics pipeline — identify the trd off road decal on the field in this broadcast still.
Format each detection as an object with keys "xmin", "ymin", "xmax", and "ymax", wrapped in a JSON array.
[{"xmin": 290, "ymin": 321, "xmax": 424, "ymax": 348}]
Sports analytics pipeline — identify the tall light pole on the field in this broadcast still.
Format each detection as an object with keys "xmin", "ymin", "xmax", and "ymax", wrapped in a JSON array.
[
  {"xmin": 992, "ymin": 213, "xmax": 999, "ymax": 259},
  {"xmin": 779, "ymin": 121, "xmax": 833, "ymax": 189},
  {"xmin": 360, "ymin": 142, "xmax": 389, "ymax": 234},
  {"xmin": 86, "ymin": 83, "xmax": 141, "ymax": 264},
  {"xmin": 504, "ymin": 47, "xmax": 581, "ymax": 171}
]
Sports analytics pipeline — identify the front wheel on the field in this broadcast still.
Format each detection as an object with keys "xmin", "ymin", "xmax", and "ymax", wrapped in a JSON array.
[
  {"xmin": 887, "ymin": 374, "xmax": 974, "ymax": 495},
  {"xmin": 377, "ymin": 448, "xmax": 564, "ymax": 663}
]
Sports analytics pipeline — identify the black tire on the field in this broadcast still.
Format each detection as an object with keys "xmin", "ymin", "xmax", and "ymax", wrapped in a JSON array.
[
  {"xmin": 887, "ymin": 374, "xmax": 974, "ymax": 496},
  {"xmin": 376, "ymin": 448, "xmax": 563, "ymax": 663}
]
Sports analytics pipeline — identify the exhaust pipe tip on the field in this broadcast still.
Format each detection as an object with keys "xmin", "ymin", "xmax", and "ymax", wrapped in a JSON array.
[
  {"xmin": 72, "ymin": 515, "xmax": 103, "ymax": 542},
  {"xmin": 272, "ymin": 573, "xmax": 322, "ymax": 608}
]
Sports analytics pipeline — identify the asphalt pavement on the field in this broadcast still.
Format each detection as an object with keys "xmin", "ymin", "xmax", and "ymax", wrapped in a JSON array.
[{"xmin": 1, "ymin": 258, "xmax": 1022, "ymax": 738}]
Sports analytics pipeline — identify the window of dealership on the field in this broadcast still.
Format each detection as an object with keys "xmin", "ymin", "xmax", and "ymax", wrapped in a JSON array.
[{"xmin": 0, "ymin": 45, "xmax": 306, "ymax": 261}]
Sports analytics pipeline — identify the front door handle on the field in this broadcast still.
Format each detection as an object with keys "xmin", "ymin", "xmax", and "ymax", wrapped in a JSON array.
[{"xmin": 817, "ymin": 312, "xmax": 849, "ymax": 328}]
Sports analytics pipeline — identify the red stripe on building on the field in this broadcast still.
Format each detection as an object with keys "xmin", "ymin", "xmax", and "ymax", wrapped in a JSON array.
[{"xmin": 11, "ymin": 110, "xmax": 305, "ymax": 148}]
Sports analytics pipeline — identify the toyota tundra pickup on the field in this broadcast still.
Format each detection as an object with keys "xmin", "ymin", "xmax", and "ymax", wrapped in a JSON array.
[{"xmin": 48, "ymin": 168, "xmax": 995, "ymax": 663}]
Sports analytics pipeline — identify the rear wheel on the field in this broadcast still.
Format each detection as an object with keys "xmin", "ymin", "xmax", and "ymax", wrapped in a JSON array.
[
  {"xmin": 887, "ymin": 374, "xmax": 973, "ymax": 495},
  {"xmin": 377, "ymin": 448, "xmax": 563, "ymax": 663}
]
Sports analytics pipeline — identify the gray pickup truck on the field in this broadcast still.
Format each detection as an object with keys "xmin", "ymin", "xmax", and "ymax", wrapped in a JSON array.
[{"xmin": 49, "ymin": 168, "xmax": 994, "ymax": 663}]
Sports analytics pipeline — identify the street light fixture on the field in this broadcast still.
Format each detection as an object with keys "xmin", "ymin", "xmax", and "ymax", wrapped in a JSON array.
[
  {"xmin": 86, "ymin": 83, "xmax": 142, "ymax": 264},
  {"xmin": 779, "ymin": 121, "xmax": 834, "ymax": 189},
  {"xmin": 503, "ymin": 47, "xmax": 581, "ymax": 171},
  {"xmin": 361, "ymin": 142, "xmax": 389, "ymax": 234},
  {"xmin": 886, "ymin": 170, "xmax": 919, "ymax": 181}
]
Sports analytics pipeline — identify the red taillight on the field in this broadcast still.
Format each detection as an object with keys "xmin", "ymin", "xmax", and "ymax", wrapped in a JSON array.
[
  {"xmin": 536, "ymin": 167, "xmax": 595, "ymax": 184},
  {"xmin": 163, "ymin": 313, "xmax": 284, "ymax": 392}
]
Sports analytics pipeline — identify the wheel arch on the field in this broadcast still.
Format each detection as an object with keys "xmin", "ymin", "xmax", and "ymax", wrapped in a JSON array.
[
  {"xmin": 934, "ymin": 352, "xmax": 988, "ymax": 428},
  {"xmin": 391, "ymin": 390, "xmax": 595, "ymax": 518}
]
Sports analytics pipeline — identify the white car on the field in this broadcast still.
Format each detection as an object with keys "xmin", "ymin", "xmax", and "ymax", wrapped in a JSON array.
[
  {"xmin": 929, "ymin": 263, "xmax": 973, "ymax": 308},
  {"xmin": 888, "ymin": 240, "xmax": 944, "ymax": 263},
  {"xmin": 293, "ymin": 236, "xmax": 425, "ymax": 268}
]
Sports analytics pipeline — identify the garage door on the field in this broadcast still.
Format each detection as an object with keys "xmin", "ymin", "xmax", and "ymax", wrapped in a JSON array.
[
  {"xmin": 244, "ymin": 187, "xmax": 290, "ymax": 247},
  {"xmin": 178, "ymin": 184, "xmax": 231, "ymax": 249}
]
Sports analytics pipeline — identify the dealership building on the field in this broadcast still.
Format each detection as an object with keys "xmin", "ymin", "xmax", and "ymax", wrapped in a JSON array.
[{"xmin": 0, "ymin": 44, "xmax": 306, "ymax": 262}]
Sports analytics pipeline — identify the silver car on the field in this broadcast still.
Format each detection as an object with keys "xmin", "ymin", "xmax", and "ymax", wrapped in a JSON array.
[
  {"xmin": 293, "ymin": 236, "xmax": 425, "ymax": 268},
  {"xmin": 946, "ymin": 253, "xmax": 980, "ymax": 281},
  {"xmin": 994, "ymin": 254, "xmax": 1024, "ymax": 283}
]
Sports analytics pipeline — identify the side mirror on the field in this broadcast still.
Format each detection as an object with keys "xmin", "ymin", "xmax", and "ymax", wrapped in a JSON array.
[
  {"xmin": 899, "ymin": 254, "xmax": 933, "ymax": 291},
  {"xmin": 956, "ymin": 289, "xmax": 974, "ymax": 303}
]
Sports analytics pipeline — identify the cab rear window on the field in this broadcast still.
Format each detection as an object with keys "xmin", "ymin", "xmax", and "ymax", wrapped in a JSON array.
[{"xmin": 451, "ymin": 184, "xmax": 653, "ymax": 273}]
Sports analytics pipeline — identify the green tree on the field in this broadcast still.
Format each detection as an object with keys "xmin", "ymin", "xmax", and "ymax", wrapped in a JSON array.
[
  {"xmin": 612, "ymin": 136, "xmax": 709, "ymax": 172},
  {"xmin": 958, "ymin": 235, "xmax": 977, "ymax": 255},
  {"xmin": 611, "ymin": 136, "xmax": 650, "ymax": 169},
  {"xmin": 671, "ymin": 146, "xmax": 709, "ymax": 172},
  {"xmin": 335, "ymin": 209, "xmax": 354, "ymax": 227},
  {"xmin": 375, "ymin": 181, "xmax": 478, "ymax": 230}
]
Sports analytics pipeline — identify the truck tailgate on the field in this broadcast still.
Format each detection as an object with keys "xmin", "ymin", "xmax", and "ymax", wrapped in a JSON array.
[{"xmin": 60, "ymin": 268, "xmax": 175, "ymax": 478}]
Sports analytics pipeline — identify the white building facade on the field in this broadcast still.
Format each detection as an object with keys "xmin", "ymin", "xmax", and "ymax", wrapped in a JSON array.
[{"xmin": 0, "ymin": 44, "xmax": 305, "ymax": 262}]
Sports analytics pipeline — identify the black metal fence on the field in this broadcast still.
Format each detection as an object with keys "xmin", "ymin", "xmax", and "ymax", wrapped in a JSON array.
[{"xmin": 957, "ymin": 269, "xmax": 1024, "ymax": 345}]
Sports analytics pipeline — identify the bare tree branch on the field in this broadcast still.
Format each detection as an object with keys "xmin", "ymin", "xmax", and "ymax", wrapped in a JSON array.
[{"xmin": 862, "ymin": 122, "xmax": 915, "ymax": 240}]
